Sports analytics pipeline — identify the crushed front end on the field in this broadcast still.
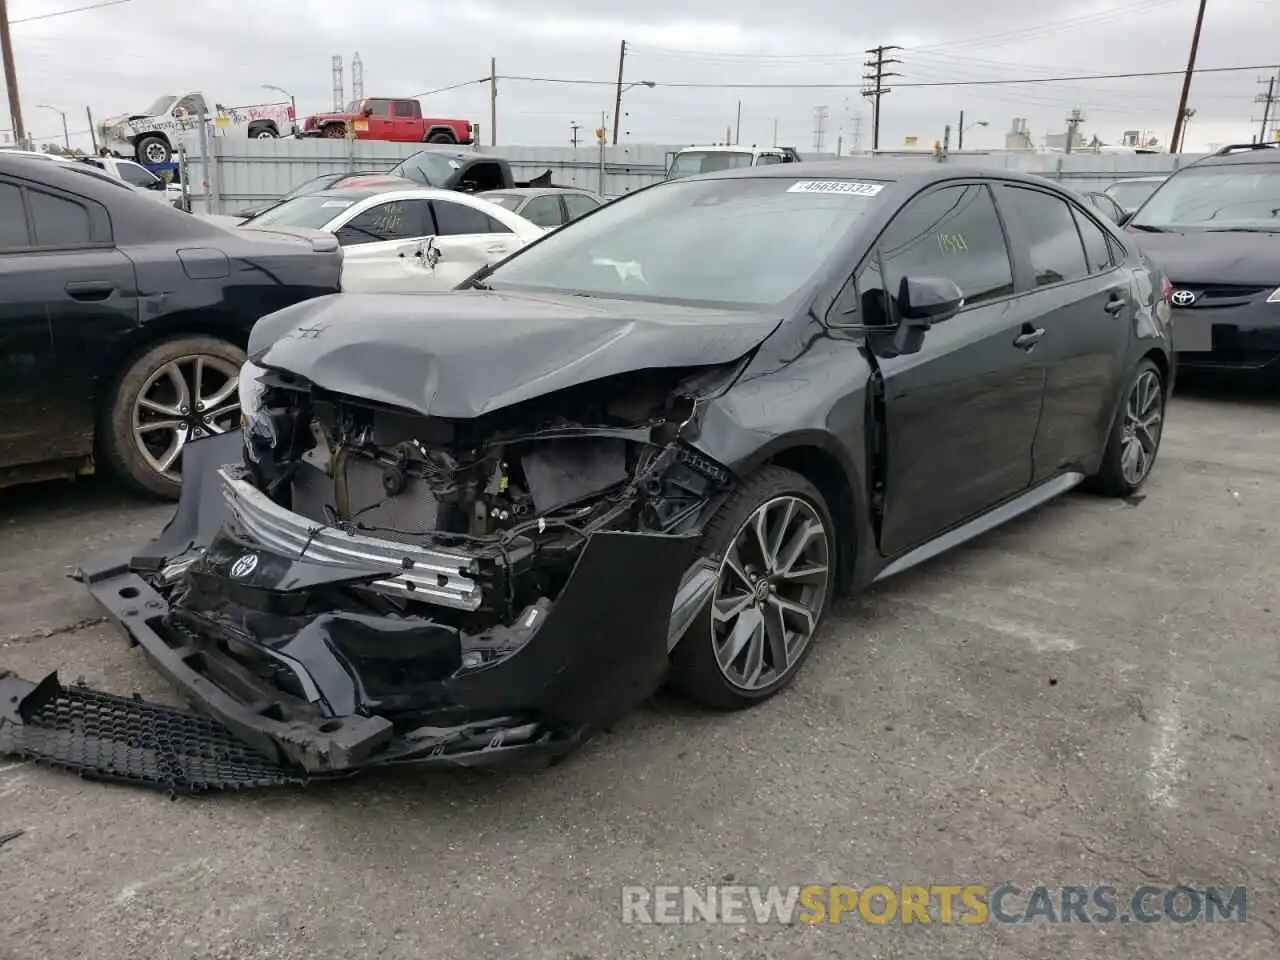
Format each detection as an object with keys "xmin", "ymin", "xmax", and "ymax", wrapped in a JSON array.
[{"xmin": 73, "ymin": 363, "xmax": 737, "ymax": 777}]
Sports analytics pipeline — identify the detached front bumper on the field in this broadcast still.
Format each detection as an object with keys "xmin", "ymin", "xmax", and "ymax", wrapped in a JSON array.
[{"xmin": 61, "ymin": 433, "xmax": 714, "ymax": 781}]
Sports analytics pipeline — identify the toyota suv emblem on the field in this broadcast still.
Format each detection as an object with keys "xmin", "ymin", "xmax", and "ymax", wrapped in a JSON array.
[
  {"xmin": 229, "ymin": 553, "xmax": 259, "ymax": 579},
  {"xmin": 1171, "ymin": 289, "xmax": 1196, "ymax": 307}
]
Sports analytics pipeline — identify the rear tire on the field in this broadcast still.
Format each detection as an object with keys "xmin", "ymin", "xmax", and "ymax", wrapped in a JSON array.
[
  {"xmin": 426, "ymin": 131, "xmax": 457, "ymax": 144},
  {"xmin": 670, "ymin": 466, "xmax": 836, "ymax": 710},
  {"xmin": 100, "ymin": 335, "xmax": 245, "ymax": 500},
  {"xmin": 1084, "ymin": 358, "xmax": 1165, "ymax": 497}
]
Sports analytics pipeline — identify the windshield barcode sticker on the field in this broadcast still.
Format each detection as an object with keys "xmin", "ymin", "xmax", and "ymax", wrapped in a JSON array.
[{"xmin": 788, "ymin": 180, "xmax": 884, "ymax": 196}]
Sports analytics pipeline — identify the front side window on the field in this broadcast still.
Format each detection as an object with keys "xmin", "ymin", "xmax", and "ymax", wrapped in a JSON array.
[
  {"xmin": 1001, "ymin": 186, "xmax": 1089, "ymax": 287},
  {"xmin": 368, "ymin": 100, "xmax": 393, "ymax": 118},
  {"xmin": 1128, "ymin": 165, "xmax": 1280, "ymax": 232},
  {"xmin": 484, "ymin": 175, "xmax": 881, "ymax": 308},
  {"xmin": 518, "ymin": 194, "xmax": 564, "ymax": 228},
  {"xmin": 876, "ymin": 183, "xmax": 1015, "ymax": 307},
  {"xmin": 337, "ymin": 199, "xmax": 432, "ymax": 245},
  {"xmin": 29, "ymin": 189, "xmax": 93, "ymax": 247}
]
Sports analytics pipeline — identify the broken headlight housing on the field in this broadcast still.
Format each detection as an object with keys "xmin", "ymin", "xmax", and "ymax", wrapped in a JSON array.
[{"xmin": 237, "ymin": 360, "xmax": 278, "ymax": 463}]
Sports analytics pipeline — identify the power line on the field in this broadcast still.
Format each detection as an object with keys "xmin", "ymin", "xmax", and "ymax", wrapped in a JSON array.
[
  {"xmin": 10, "ymin": 0, "xmax": 132, "ymax": 24},
  {"xmin": 494, "ymin": 64, "xmax": 1274, "ymax": 91}
]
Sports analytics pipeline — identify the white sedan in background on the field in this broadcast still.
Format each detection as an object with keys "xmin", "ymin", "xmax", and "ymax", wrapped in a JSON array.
[{"xmin": 241, "ymin": 187, "xmax": 546, "ymax": 293}]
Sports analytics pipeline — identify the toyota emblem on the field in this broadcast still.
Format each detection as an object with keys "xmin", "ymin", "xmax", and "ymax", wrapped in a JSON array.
[
  {"xmin": 229, "ymin": 553, "xmax": 259, "ymax": 579},
  {"xmin": 1171, "ymin": 289, "xmax": 1196, "ymax": 307}
]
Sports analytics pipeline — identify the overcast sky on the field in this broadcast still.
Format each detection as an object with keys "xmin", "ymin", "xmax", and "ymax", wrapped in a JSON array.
[{"xmin": 4, "ymin": 0, "xmax": 1277, "ymax": 154}]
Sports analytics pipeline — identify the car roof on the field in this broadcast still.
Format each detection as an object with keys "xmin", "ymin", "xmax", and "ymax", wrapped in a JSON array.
[
  {"xmin": 677, "ymin": 145, "xmax": 782, "ymax": 153},
  {"xmin": 483, "ymin": 187, "xmax": 597, "ymax": 198},
  {"xmin": 1190, "ymin": 144, "xmax": 1280, "ymax": 168},
  {"xmin": 680, "ymin": 158, "xmax": 1072, "ymax": 190},
  {"xmin": 1108, "ymin": 176, "xmax": 1168, "ymax": 184}
]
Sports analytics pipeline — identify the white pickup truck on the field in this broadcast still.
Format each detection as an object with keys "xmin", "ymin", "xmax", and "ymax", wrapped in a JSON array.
[{"xmin": 97, "ymin": 92, "xmax": 295, "ymax": 165}]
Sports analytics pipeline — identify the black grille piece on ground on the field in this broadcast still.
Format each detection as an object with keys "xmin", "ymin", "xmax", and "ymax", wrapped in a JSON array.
[{"xmin": 0, "ymin": 671, "xmax": 306, "ymax": 794}]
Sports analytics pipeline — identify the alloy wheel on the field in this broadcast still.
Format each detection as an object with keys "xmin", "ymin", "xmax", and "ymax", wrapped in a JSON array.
[
  {"xmin": 131, "ymin": 355, "xmax": 240, "ymax": 483},
  {"xmin": 711, "ymin": 495, "xmax": 832, "ymax": 691},
  {"xmin": 1120, "ymin": 369, "xmax": 1163, "ymax": 485}
]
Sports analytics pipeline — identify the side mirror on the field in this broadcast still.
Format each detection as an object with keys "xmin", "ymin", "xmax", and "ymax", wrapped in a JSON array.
[
  {"xmin": 1117, "ymin": 211, "xmax": 1134, "ymax": 227},
  {"xmin": 893, "ymin": 275, "xmax": 963, "ymax": 355},
  {"xmin": 361, "ymin": 106, "xmax": 374, "ymax": 118}
]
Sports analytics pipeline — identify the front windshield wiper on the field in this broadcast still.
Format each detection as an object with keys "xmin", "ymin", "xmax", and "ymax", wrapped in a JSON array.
[
  {"xmin": 1201, "ymin": 227, "xmax": 1280, "ymax": 234},
  {"xmin": 1128, "ymin": 224, "xmax": 1165, "ymax": 232}
]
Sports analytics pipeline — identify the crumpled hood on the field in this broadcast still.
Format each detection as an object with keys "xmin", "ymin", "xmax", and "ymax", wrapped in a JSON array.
[
  {"xmin": 1129, "ymin": 229, "xmax": 1280, "ymax": 286},
  {"xmin": 248, "ymin": 290, "xmax": 783, "ymax": 419}
]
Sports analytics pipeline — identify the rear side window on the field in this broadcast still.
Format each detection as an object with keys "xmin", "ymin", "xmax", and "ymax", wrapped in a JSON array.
[
  {"xmin": 432, "ymin": 200, "xmax": 510, "ymax": 235},
  {"xmin": 1001, "ymin": 186, "xmax": 1089, "ymax": 287},
  {"xmin": 0, "ymin": 182, "xmax": 29, "ymax": 248},
  {"xmin": 876, "ymin": 183, "xmax": 1015, "ymax": 307},
  {"xmin": 1072, "ymin": 208, "xmax": 1114, "ymax": 274},
  {"xmin": 563, "ymin": 194, "xmax": 600, "ymax": 220},
  {"xmin": 519, "ymin": 194, "xmax": 564, "ymax": 228},
  {"xmin": 29, "ymin": 189, "xmax": 93, "ymax": 247}
]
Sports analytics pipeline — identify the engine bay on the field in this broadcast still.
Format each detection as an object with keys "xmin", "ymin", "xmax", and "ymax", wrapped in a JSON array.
[{"xmin": 238, "ymin": 364, "xmax": 735, "ymax": 626}]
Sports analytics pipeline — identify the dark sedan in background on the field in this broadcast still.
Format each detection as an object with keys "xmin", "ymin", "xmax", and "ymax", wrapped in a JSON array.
[
  {"xmin": 0, "ymin": 152, "xmax": 342, "ymax": 497},
  {"xmin": 1124, "ymin": 143, "xmax": 1280, "ymax": 376},
  {"xmin": 25, "ymin": 160, "xmax": 1174, "ymax": 790}
]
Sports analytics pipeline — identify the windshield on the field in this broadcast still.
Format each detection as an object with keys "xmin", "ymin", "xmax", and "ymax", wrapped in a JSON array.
[
  {"xmin": 247, "ymin": 195, "xmax": 357, "ymax": 230},
  {"xmin": 1130, "ymin": 165, "xmax": 1280, "ymax": 232},
  {"xmin": 388, "ymin": 151, "xmax": 459, "ymax": 187},
  {"xmin": 143, "ymin": 96, "xmax": 177, "ymax": 117},
  {"xmin": 482, "ymin": 176, "xmax": 881, "ymax": 308},
  {"xmin": 345, "ymin": 100, "xmax": 363, "ymax": 113},
  {"xmin": 1105, "ymin": 179, "xmax": 1163, "ymax": 210},
  {"xmin": 279, "ymin": 175, "xmax": 344, "ymax": 203},
  {"xmin": 667, "ymin": 151, "xmax": 756, "ymax": 180}
]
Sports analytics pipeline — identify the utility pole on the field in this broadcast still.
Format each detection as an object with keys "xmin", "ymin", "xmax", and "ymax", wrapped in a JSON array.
[
  {"xmin": 0, "ymin": 0, "xmax": 26, "ymax": 149},
  {"xmin": 569, "ymin": 121, "xmax": 581, "ymax": 148},
  {"xmin": 611, "ymin": 40, "xmax": 627, "ymax": 145},
  {"xmin": 811, "ymin": 105, "xmax": 829, "ymax": 152},
  {"xmin": 771, "ymin": 117, "xmax": 778, "ymax": 146},
  {"xmin": 958, "ymin": 109, "xmax": 964, "ymax": 150},
  {"xmin": 1065, "ymin": 108, "xmax": 1085, "ymax": 154},
  {"xmin": 1255, "ymin": 75, "xmax": 1278, "ymax": 143},
  {"xmin": 86, "ymin": 105, "xmax": 97, "ymax": 153},
  {"xmin": 734, "ymin": 100, "xmax": 742, "ymax": 144},
  {"xmin": 851, "ymin": 114, "xmax": 864, "ymax": 153},
  {"xmin": 862, "ymin": 45, "xmax": 901, "ymax": 152},
  {"xmin": 489, "ymin": 56, "xmax": 497, "ymax": 146},
  {"xmin": 1169, "ymin": 0, "xmax": 1208, "ymax": 154}
]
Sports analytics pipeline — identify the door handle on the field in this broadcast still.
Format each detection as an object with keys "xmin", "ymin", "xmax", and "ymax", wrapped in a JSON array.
[
  {"xmin": 485, "ymin": 244, "xmax": 507, "ymax": 254},
  {"xmin": 1013, "ymin": 327, "xmax": 1046, "ymax": 350},
  {"xmin": 65, "ymin": 280, "xmax": 115, "ymax": 302},
  {"xmin": 1104, "ymin": 296, "xmax": 1127, "ymax": 315}
]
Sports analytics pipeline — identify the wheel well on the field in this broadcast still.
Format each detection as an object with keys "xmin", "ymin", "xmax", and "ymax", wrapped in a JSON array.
[
  {"xmin": 1143, "ymin": 348, "xmax": 1170, "ymax": 390},
  {"xmin": 425, "ymin": 126, "xmax": 458, "ymax": 143},
  {"xmin": 101, "ymin": 313, "xmax": 249, "ymax": 404},
  {"xmin": 764, "ymin": 445, "xmax": 856, "ymax": 592}
]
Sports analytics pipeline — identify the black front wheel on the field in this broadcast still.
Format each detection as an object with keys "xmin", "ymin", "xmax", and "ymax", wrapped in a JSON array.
[
  {"xmin": 1085, "ymin": 358, "xmax": 1165, "ymax": 497},
  {"xmin": 670, "ymin": 466, "xmax": 836, "ymax": 710}
]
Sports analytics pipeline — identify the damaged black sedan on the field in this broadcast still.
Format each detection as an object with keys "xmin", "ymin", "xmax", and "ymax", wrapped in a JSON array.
[{"xmin": 8, "ymin": 162, "xmax": 1175, "ymax": 787}]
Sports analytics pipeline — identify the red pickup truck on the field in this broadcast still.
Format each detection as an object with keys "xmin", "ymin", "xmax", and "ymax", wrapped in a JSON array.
[{"xmin": 300, "ymin": 98, "xmax": 475, "ymax": 144}]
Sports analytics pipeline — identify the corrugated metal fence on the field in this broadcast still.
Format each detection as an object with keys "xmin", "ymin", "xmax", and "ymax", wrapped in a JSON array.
[{"xmin": 183, "ymin": 137, "xmax": 1204, "ymax": 215}]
